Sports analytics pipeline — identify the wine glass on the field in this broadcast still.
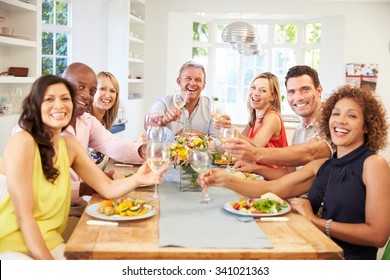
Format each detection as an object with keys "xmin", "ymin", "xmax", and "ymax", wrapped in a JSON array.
[
  {"xmin": 146, "ymin": 126, "xmax": 166, "ymax": 142},
  {"xmin": 189, "ymin": 148, "xmax": 213, "ymax": 204},
  {"xmin": 145, "ymin": 112, "xmax": 164, "ymax": 126},
  {"xmin": 211, "ymin": 101, "xmax": 227, "ymax": 147},
  {"xmin": 210, "ymin": 101, "xmax": 226, "ymax": 123},
  {"xmin": 219, "ymin": 127, "xmax": 238, "ymax": 168},
  {"xmin": 146, "ymin": 140, "xmax": 170, "ymax": 199},
  {"xmin": 145, "ymin": 113, "xmax": 166, "ymax": 141},
  {"xmin": 173, "ymin": 90, "xmax": 188, "ymax": 132}
]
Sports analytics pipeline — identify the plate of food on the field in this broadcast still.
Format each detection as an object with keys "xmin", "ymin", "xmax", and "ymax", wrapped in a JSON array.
[
  {"xmin": 212, "ymin": 152, "xmax": 237, "ymax": 166},
  {"xmin": 224, "ymin": 168, "xmax": 263, "ymax": 180},
  {"xmin": 86, "ymin": 198, "xmax": 156, "ymax": 221},
  {"xmin": 223, "ymin": 192, "xmax": 291, "ymax": 217}
]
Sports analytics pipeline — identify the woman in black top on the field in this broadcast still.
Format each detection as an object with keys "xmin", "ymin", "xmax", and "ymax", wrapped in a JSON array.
[{"xmin": 200, "ymin": 85, "xmax": 390, "ymax": 259}]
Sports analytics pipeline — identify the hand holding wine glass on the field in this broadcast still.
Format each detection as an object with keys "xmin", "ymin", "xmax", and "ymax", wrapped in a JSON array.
[
  {"xmin": 219, "ymin": 127, "xmax": 239, "ymax": 168},
  {"xmin": 210, "ymin": 101, "xmax": 226, "ymax": 122},
  {"xmin": 219, "ymin": 126, "xmax": 238, "ymax": 144},
  {"xmin": 173, "ymin": 90, "xmax": 188, "ymax": 132},
  {"xmin": 173, "ymin": 90, "xmax": 188, "ymax": 110},
  {"xmin": 146, "ymin": 140, "xmax": 170, "ymax": 199},
  {"xmin": 189, "ymin": 149, "xmax": 213, "ymax": 204},
  {"xmin": 145, "ymin": 113, "xmax": 166, "ymax": 141},
  {"xmin": 211, "ymin": 101, "xmax": 232, "ymax": 129},
  {"xmin": 145, "ymin": 112, "xmax": 164, "ymax": 126}
]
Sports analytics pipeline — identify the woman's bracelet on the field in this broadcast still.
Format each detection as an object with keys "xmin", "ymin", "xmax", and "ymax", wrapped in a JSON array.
[{"xmin": 325, "ymin": 219, "xmax": 333, "ymax": 237}]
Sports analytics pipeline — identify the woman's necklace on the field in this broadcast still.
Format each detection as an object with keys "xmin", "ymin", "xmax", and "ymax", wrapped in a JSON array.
[{"xmin": 316, "ymin": 168, "xmax": 333, "ymax": 218}]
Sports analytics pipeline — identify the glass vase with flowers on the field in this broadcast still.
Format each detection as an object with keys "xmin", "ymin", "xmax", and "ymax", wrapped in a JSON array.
[{"xmin": 170, "ymin": 134, "xmax": 209, "ymax": 192}]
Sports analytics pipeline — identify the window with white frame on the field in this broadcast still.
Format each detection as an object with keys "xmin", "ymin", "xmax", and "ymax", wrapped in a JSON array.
[
  {"xmin": 41, "ymin": 0, "xmax": 71, "ymax": 75},
  {"xmin": 192, "ymin": 20, "xmax": 321, "ymax": 125}
]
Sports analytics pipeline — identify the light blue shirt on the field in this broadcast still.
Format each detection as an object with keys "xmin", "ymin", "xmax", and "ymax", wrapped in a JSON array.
[{"xmin": 148, "ymin": 95, "xmax": 218, "ymax": 142}]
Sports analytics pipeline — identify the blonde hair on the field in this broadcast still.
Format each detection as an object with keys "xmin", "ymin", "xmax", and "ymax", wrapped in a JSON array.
[
  {"xmin": 247, "ymin": 72, "xmax": 282, "ymax": 127},
  {"xmin": 90, "ymin": 71, "xmax": 120, "ymax": 129}
]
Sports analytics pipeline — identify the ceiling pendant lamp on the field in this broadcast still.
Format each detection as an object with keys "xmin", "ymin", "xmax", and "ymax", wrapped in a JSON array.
[
  {"xmin": 222, "ymin": 21, "xmax": 258, "ymax": 44},
  {"xmin": 238, "ymin": 43, "xmax": 262, "ymax": 55},
  {"xmin": 222, "ymin": 21, "xmax": 263, "ymax": 56}
]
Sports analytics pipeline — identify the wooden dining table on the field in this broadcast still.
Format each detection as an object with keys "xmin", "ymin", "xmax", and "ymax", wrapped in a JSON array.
[{"xmin": 64, "ymin": 161, "xmax": 343, "ymax": 260}]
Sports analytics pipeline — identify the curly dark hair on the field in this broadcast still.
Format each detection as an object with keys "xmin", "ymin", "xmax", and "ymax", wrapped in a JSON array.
[
  {"xmin": 284, "ymin": 65, "xmax": 321, "ymax": 88},
  {"xmin": 317, "ymin": 84, "xmax": 388, "ymax": 152},
  {"xmin": 18, "ymin": 74, "xmax": 77, "ymax": 182}
]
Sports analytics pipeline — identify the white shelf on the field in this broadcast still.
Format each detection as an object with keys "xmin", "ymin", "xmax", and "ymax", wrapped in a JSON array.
[
  {"xmin": 129, "ymin": 36, "xmax": 144, "ymax": 44},
  {"xmin": 129, "ymin": 14, "xmax": 145, "ymax": 24},
  {"xmin": 0, "ymin": 35, "xmax": 36, "ymax": 47},
  {"xmin": 0, "ymin": 0, "xmax": 41, "ymax": 110},
  {"xmin": 0, "ymin": 76, "xmax": 36, "ymax": 83},
  {"xmin": 108, "ymin": 0, "xmax": 145, "ymax": 138},
  {"xmin": 128, "ymin": 78, "xmax": 144, "ymax": 83},
  {"xmin": 128, "ymin": 57, "xmax": 144, "ymax": 63}
]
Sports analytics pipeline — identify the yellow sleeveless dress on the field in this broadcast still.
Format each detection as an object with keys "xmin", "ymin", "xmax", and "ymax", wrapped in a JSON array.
[{"xmin": 0, "ymin": 137, "xmax": 71, "ymax": 253}]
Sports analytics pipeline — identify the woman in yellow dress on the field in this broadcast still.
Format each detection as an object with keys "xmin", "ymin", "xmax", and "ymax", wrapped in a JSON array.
[{"xmin": 0, "ymin": 74, "xmax": 166, "ymax": 260}]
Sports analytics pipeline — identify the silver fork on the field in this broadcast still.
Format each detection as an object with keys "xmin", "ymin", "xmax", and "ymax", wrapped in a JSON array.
[{"xmin": 235, "ymin": 216, "xmax": 254, "ymax": 223}]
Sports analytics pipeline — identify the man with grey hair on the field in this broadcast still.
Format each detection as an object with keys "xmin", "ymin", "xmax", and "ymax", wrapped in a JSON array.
[{"xmin": 147, "ymin": 61, "xmax": 218, "ymax": 140}]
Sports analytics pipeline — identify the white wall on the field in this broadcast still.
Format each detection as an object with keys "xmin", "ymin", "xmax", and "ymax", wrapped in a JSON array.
[
  {"xmin": 145, "ymin": 0, "xmax": 390, "ymax": 160},
  {"xmin": 69, "ymin": 0, "xmax": 390, "ymax": 161},
  {"xmin": 71, "ymin": 0, "xmax": 109, "ymax": 72}
]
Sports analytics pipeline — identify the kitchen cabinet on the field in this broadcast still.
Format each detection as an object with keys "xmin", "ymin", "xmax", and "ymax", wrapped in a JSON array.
[
  {"xmin": 0, "ymin": 0, "xmax": 41, "ymax": 96},
  {"xmin": 0, "ymin": 0, "xmax": 41, "ymax": 154},
  {"xmin": 128, "ymin": 0, "xmax": 145, "ymax": 89}
]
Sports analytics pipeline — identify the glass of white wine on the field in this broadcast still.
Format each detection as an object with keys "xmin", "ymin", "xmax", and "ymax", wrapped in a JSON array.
[
  {"xmin": 145, "ymin": 113, "xmax": 166, "ymax": 141},
  {"xmin": 219, "ymin": 127, "xmax": 238, "ymax": 167},
  {"xmin": 210, "ymin": 101, "xmax": 226, "ymax": 123},
  {"xmin": 173, "ymin": 90, "xmax": 188, "ymax": 132},
  {"xmin": 219, "ymin": 126, "xmax": 238, "ymax": 143},
  {"xmin": 189, "ymin": 148, "xmax": 213, "ymax": 204},
  {"xmin": 145, "ymin": 112, "xmax": 164, "ymax": 126},
  {"xmin": 146, "ymin": 140, "xmax": 170, "ymax": 199},
  {"xmin": 211, "ymin": 101, "xmax": 226, "ymax": 147}
]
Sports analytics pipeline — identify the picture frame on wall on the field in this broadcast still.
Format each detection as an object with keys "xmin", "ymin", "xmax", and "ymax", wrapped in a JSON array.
[{"xmin": 346, "ymin": 63, "xmax": 378, "ymax": 91}]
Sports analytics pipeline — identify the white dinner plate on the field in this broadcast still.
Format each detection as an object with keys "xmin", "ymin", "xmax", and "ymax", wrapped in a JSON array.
[
  {"xmin": 86, "ymin": 202, "xmax": 157, "ymax": 221},
  {"xmin": 223, "ymin": 199, "xmax": 291, "ymax": 217}
]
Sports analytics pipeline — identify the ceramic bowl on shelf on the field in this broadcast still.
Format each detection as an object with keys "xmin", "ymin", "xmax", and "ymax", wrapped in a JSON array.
[{"xmin": 1, "ymin": 27, "xmax": 14, "ymax": 35}]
